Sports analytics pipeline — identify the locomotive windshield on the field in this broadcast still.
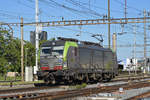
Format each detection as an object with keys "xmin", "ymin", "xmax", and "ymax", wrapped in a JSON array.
[
  {"xmin": 41, "ymin": 46, "xmax": 64, "ymax": 55},
  {"xmin": 52, "ymin": 46, "xmax": 64, "ymax": 56},
  {"xmin": 52, "ymin": 50, "xmax": 63, "ymax": 55},
  {"xmin": 41, "ymin": 47, "xmax": 51, "ymax": 54}
]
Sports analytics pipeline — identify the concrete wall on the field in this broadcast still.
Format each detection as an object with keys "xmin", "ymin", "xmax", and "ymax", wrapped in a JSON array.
[{"xmin": 25, "ymin": 66, "xmax": 33, "ymax": 81}]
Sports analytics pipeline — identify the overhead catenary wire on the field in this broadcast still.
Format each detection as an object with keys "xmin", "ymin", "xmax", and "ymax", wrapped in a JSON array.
[
  {"xmin": 20, "ymin": 0, "xmax": 97, "ymax": 20},
  {"xmin": 0, "ymin": 9, "xmax": 33, "ymax": 16},
  {"xmin": 64, "ymin": 0, "xmax": 105, "ymax": 17},
  {"xmin": 40, "ymin": 0, "xmax": 91, "ymax": 17},
  {"xmin": 47, "ymin": 0, "xmax": 104, "ymax": 17},
  {"xmin": 69, "ymin": 0, "xmax": 124, "ymax": 14},
  {"xmin": 17, "ymin": 0, "xmax": 65, "ymax": 21},
  {"xmin": 113, "ymin": 0, "xmax": 142, "ymax": 13},
  {"xmin": 17, "ymin": 0, "xmax": 35, "ymax": 9},
  {"xmin": 35, "ymin": 0, "xmax": 95, "ymax": 19},
  {"xmin": 0, "ymin": 12, "xmax": 34, "ymax": 21}
]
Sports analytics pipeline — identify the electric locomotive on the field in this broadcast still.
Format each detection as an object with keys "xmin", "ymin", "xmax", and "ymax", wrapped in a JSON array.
[{"xmin": 37, "ymin": 37, "xmax": 118, "ymax": 84}]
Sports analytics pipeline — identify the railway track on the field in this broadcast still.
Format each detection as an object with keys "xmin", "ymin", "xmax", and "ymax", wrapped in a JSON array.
[
  {"xmin": 37, "ymin": 81, "xmax": 150, "ymax": 100},
  {"xmin": 0, "ymin": 75, "xmax": 149, "ymax": 94},
  {"xmin": 112, "ymin": 75, "xmax": 150, "ymax": 82},
  {"xmin": 0, "ymin": 81, "xmax": 149, "ymax": 100},
  {"xmin": 0, "ymin": 83, "xmax": 65, "ymax": 95},
  {"xmin": 127, "ymin": 90, "xmax": 150, "ymax": 100},
  {"xmin": 0, "ymin": 76, "xmax": 150, "ymax": 100}
]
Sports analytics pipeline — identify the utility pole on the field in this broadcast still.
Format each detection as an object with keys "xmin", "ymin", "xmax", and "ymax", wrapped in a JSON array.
[
  {"xmin": 125, "ymin": 0, "xmax": 127, "ymax": 19},
  {"xmin": 144, "ymin": 9, "xmax": 147, "ymax": 73},
  {"xmin": 21, "ymin": 17, "xmax": 24, "ymax": 82},
  {"xmin": 112, "ymin": 33, "xmax": 117, "ymax": 52},
  {"xmin": 35, "ymin": 0, "xmax": 39, "ymax": 75},
  {"xmin": 144, "ymin": 9, "xmax": 147, "ymax": 59},
  {"xmin": 108, "ymin": 0, "xmax": 111, "ymax": 48},
  {"xmin": 133, "ymin": 24, "xmax": 137, "ymax": 75}
]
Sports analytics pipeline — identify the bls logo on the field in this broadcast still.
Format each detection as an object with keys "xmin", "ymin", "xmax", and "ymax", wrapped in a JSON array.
[{"xmin": 58, "ymin": 59, "xmax": 62, "ymax": 63}]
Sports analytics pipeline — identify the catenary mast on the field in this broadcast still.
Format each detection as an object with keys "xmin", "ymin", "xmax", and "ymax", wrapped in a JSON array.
[{"xmin": 35, "ymin": 0, "xmax": 39, "ymax": 75}]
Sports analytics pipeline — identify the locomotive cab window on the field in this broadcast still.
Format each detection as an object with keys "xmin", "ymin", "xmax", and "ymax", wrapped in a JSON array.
[
  {"xmin": 52, "ymin": 50, "xmax": 63, "ymax": 55},
  {"xmin": 41, "ymin": 47, "xmax": 51, "ymax": 54},
  {"xmin": 52, "ymin": 46, "xmax": 64, "ymax": 56}
]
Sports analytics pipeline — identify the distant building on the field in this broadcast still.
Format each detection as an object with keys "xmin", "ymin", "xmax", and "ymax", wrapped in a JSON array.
[
  {"xmin": 125, "ymin": 58, "xmax": 138, "ymax": 71},
  {"xmin": 30, "ymin": 31, "xmax": 47, "ymax": 45},
  {"xmin": 119, "ymin": 58, "xmax": 139, "ymax": 71}
]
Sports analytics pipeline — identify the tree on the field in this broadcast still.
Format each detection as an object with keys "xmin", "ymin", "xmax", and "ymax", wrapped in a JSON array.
[
  {"xmin": 5, "ymin": 38, "xmax": 21, "ymax": 72},
  {"xmin": 0, "ymin": 27, "xmax": 35, "ymax": 74},
  {"xmin": 0, "ymin": 28, "xmax": 11, "ymax": 74},
  {"xmin": 24, "ymin": 41, "xmax": 35, "ymax": 67}
]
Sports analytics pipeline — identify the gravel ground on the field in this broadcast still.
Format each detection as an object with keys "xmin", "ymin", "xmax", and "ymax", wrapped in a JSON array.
[
  {"xmin": 62, "ymin": 86, "xmax": 150, "ymax": 100},
  {"xmin": 111, "ymin": 86, "xmax": 150, "ymax": 99},
  {"xmin": 86, "ymin": 78, "xmax": 150, "ymax": 89},
  {"xmin": 79, "ymin": 86, "xmax": 150, "ymax": 100},
  {"xmin": 0, "ymin": 84, "xmax": 34, "ymax": 90},
  {"xmin": 0, "ymin": 87, "xmax": 65, "ymax": 97},
  {"xmin": 0, "ymin": 81, "xmax": 127, "ymax": 97},
  {"xmin": 1, "ymin": 78, "xmax": 150, "ymax": 99}
]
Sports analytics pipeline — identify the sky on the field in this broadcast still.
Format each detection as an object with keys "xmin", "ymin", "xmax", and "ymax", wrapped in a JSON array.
[{"xmin": 0, "ymin": 0, "xmax": 150, "ymax": 60}]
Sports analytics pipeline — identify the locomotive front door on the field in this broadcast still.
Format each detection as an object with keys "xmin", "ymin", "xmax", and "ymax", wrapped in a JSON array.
[{"xmin": 67, "ymin": 47, "xmax": 79, "ymax": 69}]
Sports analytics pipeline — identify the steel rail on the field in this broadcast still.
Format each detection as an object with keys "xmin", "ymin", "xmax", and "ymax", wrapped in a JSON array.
[{"xmin": 0, "ymin": 79, "xmax": 150, "ymax": 100}]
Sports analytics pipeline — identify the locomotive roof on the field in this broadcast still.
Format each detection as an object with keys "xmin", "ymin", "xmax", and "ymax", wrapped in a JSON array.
[
  {"xmin": 41, "ymin": 40, "xmax": 65, "ymax": 47},
  {"xmin": 41, "ymin": 37, "xmax": 112, "ymax": 52},
  {"xmin": 78, "ymin": 43, "xmax": 111, "ymax": 52}
]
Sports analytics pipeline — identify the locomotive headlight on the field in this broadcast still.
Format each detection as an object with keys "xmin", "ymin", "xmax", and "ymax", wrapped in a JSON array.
[
  {"xmin": 52, "ymin": 42, "xmax": 55, "ymax": 45},
  {"xmin": 59, "ymin": 55, "xmax": 63, "ymax": 58}
]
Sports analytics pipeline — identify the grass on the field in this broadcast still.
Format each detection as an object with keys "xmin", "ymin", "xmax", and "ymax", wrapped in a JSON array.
[
  {"xmin": 0, "ymin": 80, "xmax": 44, "ymax": 86},
  {"xmin": 0, "ymin": 75, "xmax": 43, "ymax": 86},
  {"xmin": 69, "ymin": 83, "xmax": 87, "ymax": 90},
  {"xmin": 0, "ymin": 80, "xmax": 42, "ymax": 85},
  {"xmin": 0, "ymin": 75, "xmax": 21, "ymax": 81}
]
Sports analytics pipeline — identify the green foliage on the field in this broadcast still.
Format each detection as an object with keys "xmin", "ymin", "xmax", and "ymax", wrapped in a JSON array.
[
  {"xmin": 39, "ymin": 39, "xmax": 48, "ymax": 47},
  {"xmin": 0, "ymin": 27, "xmax": 35, "ymax": 74},
  {"xmin": 70, "ymin": 83, "xmax": 87, "ymax": 90},
  {"xmin": 24, "ymin": 41, "xmax": 35, "ymax": 67},
  {"xmin": 6, "ymin": 39, "xmax": 21, "ymax": 72},
  {"xmin": 0, "ymin": 28, "xmax": 12, "ymax": 74},
  {"xmin": 49, "ymin": 38, "xmax": 55, "ymax": 41},
  {"xmin": 0, "ymin": 74, "xmax": 21, "ymax": 81}
]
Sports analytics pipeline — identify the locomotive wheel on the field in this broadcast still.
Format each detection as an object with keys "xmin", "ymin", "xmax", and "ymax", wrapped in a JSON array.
[
  {"xmin": 44, "ymin": 79, "xmax": 50, "ymax": 85},
  {"xmin": 50, "ymin": 73, "xmax": 56, "ymax": 84},
  {"xmin": 44, "ymin": 73, "xmax": 56, "ymax": 85},
  {"xmin": 96, "ymin": 74, "xmax": 102, "ymax": 82},
  {"xmin": 102, "ymin": 73, "xmax": 112, "ymax": 82},
  {"xmin": 64, "ymin": 76, "xmax": 70, "ymax": 85},
  {"xmin": 86, "ymin": 74, "xmax": 89, "ymax": 83},
  {"xmin": 68, "ymin": 76, "xmax": 73, "ymax": 84},
  {"xmin": 106, "ymin": 78, "xmax": 111, "ymax": 82}
]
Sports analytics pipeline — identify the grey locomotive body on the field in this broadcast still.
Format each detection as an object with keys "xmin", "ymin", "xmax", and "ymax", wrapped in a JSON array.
[{"xmin": 37, "ymin": 37, "xmax": 118, "ymax": 84}]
